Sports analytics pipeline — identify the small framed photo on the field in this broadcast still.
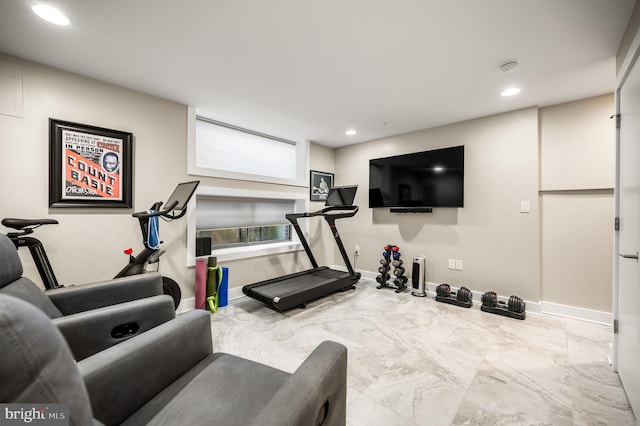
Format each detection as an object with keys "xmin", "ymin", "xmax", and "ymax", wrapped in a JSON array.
[
  {"xmin": 49, "ymin": 119, "xmax": 133, "ymax": 208},
  {"xmin": 310, "ymin": 170, "xmax": 334, "ymax": 201}
]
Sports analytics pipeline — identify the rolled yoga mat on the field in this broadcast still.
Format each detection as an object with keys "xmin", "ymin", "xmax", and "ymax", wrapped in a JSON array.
[
  {"xmin": 207, "ymin": 257, "xmax": 222, "ymax": 312},
  {"xmin": 195, "ymin": 257, "xmax": 207, "ymax": 310},
  {"xmin": 218, "ymin": 267, "xmax": 229, "ymax": 307}
]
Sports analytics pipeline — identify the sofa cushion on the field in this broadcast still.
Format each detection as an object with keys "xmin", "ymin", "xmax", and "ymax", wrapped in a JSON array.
[
  {"xmin": 0, "ymin": 278, "xmax": 64, "ymax": 319},
  {"xmin": 121, "ymin": 353, "xmax": 290, "ymax": 426},
  {"xmin": 0, "ymin": 295, "xmax": 95, "ymax": 425},
  {"xmin": 0, "ymin": 234, "xmax": 23, "ymax": 288},
  {"xmin": 0, "ymin": 234, "xmax": 63, "ymax": 318}
]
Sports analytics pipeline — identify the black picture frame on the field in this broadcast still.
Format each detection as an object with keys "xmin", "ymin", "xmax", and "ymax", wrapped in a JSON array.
[
  {"xmin": 49, "ymin": 119, "xmax": 133, "ymax": 208},
  {"xmin": 310, "ymin": 170, "xmax": 334, "ymax": 201}
]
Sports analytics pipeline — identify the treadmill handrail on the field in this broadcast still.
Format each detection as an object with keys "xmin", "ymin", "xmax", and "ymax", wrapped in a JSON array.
[
  {"xmin": 285, "ymin": 205, "xmax": 358, "ymax": 221},
  {"xmin": 285, "ymin": 205, "xmax": 360, "ymax": 280}
]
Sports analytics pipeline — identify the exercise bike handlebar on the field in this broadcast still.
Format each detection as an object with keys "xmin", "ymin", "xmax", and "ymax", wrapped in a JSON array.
[{"xmin": 132, "ymin": 200, "xmax": 186, "ymax": 220}]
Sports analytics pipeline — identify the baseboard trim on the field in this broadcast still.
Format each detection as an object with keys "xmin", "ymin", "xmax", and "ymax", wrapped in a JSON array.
[
  {"xmin": 333, "ymin": 265, "xmax": 612, "ymax": 326},
  {"xmin": 176, "ymin": 297, "xmax": 194, "ymax": 314},
  {"xmin": 228, "ymin": 286, "xmax": 244, "ymax": 301},
  {"xmin": 539, "ymin": 301, "xmax": 612, "ymax": 326},
  {"xmin": 182, "ymin": 266, "xmax": 612, "ymax": 326},
  {"xmin": 176, "ymin": 286, "xmax": 246, "ymax": 314}
]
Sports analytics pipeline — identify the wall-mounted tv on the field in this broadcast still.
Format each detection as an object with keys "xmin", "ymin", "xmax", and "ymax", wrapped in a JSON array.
[{"xmin": 369, "ymin": 145, "xmax": 464, "ymax": 208}]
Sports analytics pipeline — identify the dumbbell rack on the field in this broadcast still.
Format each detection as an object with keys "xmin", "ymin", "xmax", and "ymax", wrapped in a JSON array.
[{"xmin": 376, "ymin": 244, "xmax": 408, "ymax": 293}]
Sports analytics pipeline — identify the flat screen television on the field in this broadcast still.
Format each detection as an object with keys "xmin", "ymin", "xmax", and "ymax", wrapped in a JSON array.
[{"xmin": 369, "ymin": 146, "xmax": 464, "ymax": 208}]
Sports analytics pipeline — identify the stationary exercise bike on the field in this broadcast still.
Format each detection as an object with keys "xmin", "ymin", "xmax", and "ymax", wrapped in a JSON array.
[{"xmin": 1, "ymin": 181, "xmax": 199, "ymax": 309}]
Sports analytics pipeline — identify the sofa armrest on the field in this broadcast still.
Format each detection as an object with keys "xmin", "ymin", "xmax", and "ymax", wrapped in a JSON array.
[
  {"xmin": 78, "ymin": 309, "xmax": 213, "ymax": 426},
  {"xmin": 47, "ymin": 272, "xmax": 164, "ymax": 315},
  {"xmin": 53, "ymin": 295, "xmax": 175, "ymax": 361},
  {"xmin": 250, "ymin": 341, "xmax": 348, "ymax": 426}
]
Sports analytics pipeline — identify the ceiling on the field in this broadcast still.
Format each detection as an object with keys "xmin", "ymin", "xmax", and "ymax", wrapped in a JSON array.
[{"xmin": 0, "ymin": 0, "xmax": 636, "ymax": 147}]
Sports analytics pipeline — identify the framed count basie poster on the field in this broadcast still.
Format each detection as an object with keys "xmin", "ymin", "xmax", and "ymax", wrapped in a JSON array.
[
  {"xmin": 49, "ymin": 119, "xmax": 133, "ymax": 208},
  {"xmin": 310, "ymin": 170, "xmax": 334, "ymax": 201}
]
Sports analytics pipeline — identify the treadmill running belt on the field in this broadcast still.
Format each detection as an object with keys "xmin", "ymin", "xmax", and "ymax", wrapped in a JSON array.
[
  {"xmin": 245, "ymin": 267, "xmax": 356, "ymax": 311},
  {"xmin": 254, "ymin": 269, "xmax": 348, "ymax": 300}
]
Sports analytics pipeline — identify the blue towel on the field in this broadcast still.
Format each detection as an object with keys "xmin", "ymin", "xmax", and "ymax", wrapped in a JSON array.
[{"xmin": 147, "ymin": 211, "xmax": 160, "ymax": 249}]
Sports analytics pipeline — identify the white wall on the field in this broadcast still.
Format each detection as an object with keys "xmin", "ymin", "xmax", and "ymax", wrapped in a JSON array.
[
  {"xmin": 0, "ymin": 54, "xmax": 331, "ymax": 301},
  {"xmin": 335, "ymin": 107, "xmax": 541, "ymax": 301},
  {"xmin": 0, "ymin": 54, "xmax": 192, "ymax": 292},
  {"xmin": 1, "ymin": 53, "xmax": 615, "ymax": 313},
  {"xmin": 540, "ymin": 191, "xmax": 614, "ymax": 311},
  {"xmin": 307, "ymin": 143, "xmax": 337, "ymax": 265},
  {"xmin": 540, "ymin": 94, "xmax": 615, "ymax": 190},
  {"xmin": 334, "ymin": 96, "xmax": 615, "ymax": 311},
  {"xmin": 539, "ymin": 94, "xmax": 615, "ymax": 312}
]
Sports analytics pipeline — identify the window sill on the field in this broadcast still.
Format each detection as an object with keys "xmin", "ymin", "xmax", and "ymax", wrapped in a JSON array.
[{"xmin": 209, "ymin": 241, "xmax": 303, "ymax": 262}]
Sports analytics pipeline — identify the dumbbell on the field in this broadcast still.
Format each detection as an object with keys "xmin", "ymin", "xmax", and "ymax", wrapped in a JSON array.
[
  {"xmin": 436, "ymin": 283, "xmax": 451, "ymax": 297},
  {"xmin": 456, "ymin": 286, "xmax": 473, "ymax": 303},
  {"xmin": 393, "ymin": 267, "xmax": 405, "ymax": 277},
  {"xmin": 435, "ymin": 283, "xmax": 473, "ymax": 308},
  {"xmin": 480, "ymin": 291, "xmax": 526, "ymax": 320},
  {"xmin": 376, "ymin": 273, "xmax": 390, "ymax": 284}
]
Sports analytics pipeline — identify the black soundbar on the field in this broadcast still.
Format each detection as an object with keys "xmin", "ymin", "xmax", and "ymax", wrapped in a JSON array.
[{"xmin": 389, "ymin": 207, "xmax": 433, "ymax": 213}]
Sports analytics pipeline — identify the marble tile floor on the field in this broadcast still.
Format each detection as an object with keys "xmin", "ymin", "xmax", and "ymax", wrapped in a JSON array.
[{"xmin": 208, "ymin": 280, "xmax": 635, "ymax": 425}]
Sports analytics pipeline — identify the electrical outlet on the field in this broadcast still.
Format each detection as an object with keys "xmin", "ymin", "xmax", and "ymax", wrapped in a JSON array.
[
  {"xmin": 448, "ymin": 259, "xmax": 456, "ymax": 269},
  {"xmin": 355, "ymin": 245, "xmax": 360, "ymax": 256},
  {"xmin": 455, "ymin": 259, "xmax": 463, "ymax": 271}
]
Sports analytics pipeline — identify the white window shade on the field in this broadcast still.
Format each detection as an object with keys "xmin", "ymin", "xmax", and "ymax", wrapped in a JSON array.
[
  {"xmin": 196, "ymin": 196, "xmax": 295, "ymax": 230},
  {"xmin": 194, "ymin": 117, "xmax": 299, "ymax": 181},
  {"xmin": 186, "ymin": 185, "xmax": 308, "ymax": 265}
]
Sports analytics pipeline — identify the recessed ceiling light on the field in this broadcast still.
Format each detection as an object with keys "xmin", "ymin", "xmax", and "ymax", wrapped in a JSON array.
[
  {"xmin": 345, "ymin": 129, "xmax": 357, "ymax": 136},
  {"xmin": 32, "ymin": 4, "xmax": 70, "ymax": 26},
  {"xmin": 501, "ymin": 87, "xmax": 521, "ymax": 97}
]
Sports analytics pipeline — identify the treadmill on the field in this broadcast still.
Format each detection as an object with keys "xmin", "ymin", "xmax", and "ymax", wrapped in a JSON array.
[{"xmin": 242, "ymin": 185, "xmax": 361, "ymax": 312}]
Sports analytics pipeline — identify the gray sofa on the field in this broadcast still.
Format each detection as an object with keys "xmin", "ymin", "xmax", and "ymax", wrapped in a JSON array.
[
  {"xmin": 0, "ymin": 294, "xmax": 348, "ymax": 425},
  {"xmin": 0, "ymin": 233, "xmax": 176, "ymax": 360}
]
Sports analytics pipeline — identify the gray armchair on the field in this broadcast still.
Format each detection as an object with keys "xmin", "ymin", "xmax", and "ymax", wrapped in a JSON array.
[
  {"xmin": 0, "ymin": 294, "xmax": 348, "ymax": 426},
  {"xmin": 0, "ymin": 233, "xmax": 175, "ymax": 360}
]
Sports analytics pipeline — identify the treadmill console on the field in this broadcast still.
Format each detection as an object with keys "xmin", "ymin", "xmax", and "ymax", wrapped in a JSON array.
[{"xmin": 325, "ymin": 185, "xmax": 357, "ymax": 207}]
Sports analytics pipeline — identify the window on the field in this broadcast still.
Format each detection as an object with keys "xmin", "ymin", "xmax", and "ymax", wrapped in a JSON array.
[
  {"xmin": 186, "ymin": 186, "xmax": 308, "ymax": 265},
  {"xmin": 197, "ymin": 224, "xmax": 291, "ymax": 249},
  {"xmin": 187, "ymin": 108, "xmax": 308, "ymax": 187},
  {"xmin": 195, "ymin": 195, "xmax": 295, "ymax": 251}
]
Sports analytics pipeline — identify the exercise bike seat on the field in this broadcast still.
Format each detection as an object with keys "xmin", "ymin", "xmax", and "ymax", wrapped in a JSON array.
[{"xmin": 2, "ymin": 218, "xmax": 59, "ymax": 230}]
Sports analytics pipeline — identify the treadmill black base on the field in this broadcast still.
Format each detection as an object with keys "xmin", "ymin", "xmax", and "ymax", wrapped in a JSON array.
[{"xmin": 243, "ymin": 266, "xmax": 359, "ymax": 312}]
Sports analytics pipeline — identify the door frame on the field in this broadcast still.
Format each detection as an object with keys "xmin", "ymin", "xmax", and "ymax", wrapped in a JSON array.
[{"xmin": 613, "ymin": 24, "xmax": 640, "ymax": 372}]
